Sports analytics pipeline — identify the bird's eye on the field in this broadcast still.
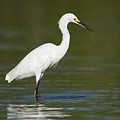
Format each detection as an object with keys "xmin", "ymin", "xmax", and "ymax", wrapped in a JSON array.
[
  {"xmin": 74, "ymin": 18, "xmax": 79, "ymax": 23},
  {"xmin": 74, "ymin": 18, "xmax": 77, "ymax": 21}
]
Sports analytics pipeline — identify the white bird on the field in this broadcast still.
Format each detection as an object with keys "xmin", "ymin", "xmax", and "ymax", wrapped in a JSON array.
[{"xmin": 5, "ymin": 13, "xmax": 93, "ymax": 98}]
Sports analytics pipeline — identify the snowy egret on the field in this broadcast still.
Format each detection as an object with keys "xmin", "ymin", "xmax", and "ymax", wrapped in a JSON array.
[{"xmin": 5, "ymin": 13, "xmax": 93, "ymax": 98}]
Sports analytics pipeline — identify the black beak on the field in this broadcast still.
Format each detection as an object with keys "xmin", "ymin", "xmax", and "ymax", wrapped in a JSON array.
[{"xmin": 77, "ymin": 21, "xmax": 93, "ymax": 32}]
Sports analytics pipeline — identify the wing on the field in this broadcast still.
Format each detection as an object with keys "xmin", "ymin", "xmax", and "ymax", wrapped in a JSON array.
[{"xmin": 5, "ymin": 43, "xmax": 58, "ymax": 82}]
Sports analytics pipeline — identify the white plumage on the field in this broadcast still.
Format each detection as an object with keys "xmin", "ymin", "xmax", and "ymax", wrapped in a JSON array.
[
  {"xmin": 6, "ymin": 43, "xmax": 59, "ymax": 83},
  {"xmin": 5, "ymin": 13, "xmax": 93, "ymax": 98}
]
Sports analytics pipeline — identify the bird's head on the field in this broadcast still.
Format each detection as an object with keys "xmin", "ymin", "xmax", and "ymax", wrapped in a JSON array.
[{"xmin": 59, "ymin": 13, "xmax": 93, "ymax": 32}]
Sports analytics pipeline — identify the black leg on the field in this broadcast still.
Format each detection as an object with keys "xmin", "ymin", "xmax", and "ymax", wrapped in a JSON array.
[{"xmin": 34, "ymin": 80, "xmax": 40, "ymax": 98}]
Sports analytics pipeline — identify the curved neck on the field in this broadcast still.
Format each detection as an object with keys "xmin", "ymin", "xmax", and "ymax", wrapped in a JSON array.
[{"xmin": 59, "ymin": 21, "xmax": 70, "ymax": 54}]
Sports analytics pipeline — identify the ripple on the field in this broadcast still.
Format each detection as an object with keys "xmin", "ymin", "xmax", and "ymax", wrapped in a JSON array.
[{"xmin": 0, "ymin": 44, "xmax": 24, "ymax": 51}]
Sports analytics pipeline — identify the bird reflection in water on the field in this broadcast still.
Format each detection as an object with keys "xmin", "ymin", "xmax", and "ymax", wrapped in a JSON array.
[{"xmin": 7, "ymin": 103, "xmax": 70, "ymax": 120}]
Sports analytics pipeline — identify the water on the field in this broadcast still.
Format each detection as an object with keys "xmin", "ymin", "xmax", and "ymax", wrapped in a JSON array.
[{"xmin": 0, "ymin": 1, "xmax": 120, "ymax": 120}]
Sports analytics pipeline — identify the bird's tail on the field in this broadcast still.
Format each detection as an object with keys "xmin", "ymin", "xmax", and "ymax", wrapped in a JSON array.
[{"xmin": 5, "ymin": 68, "xmax": 17, "ymax": 83}]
